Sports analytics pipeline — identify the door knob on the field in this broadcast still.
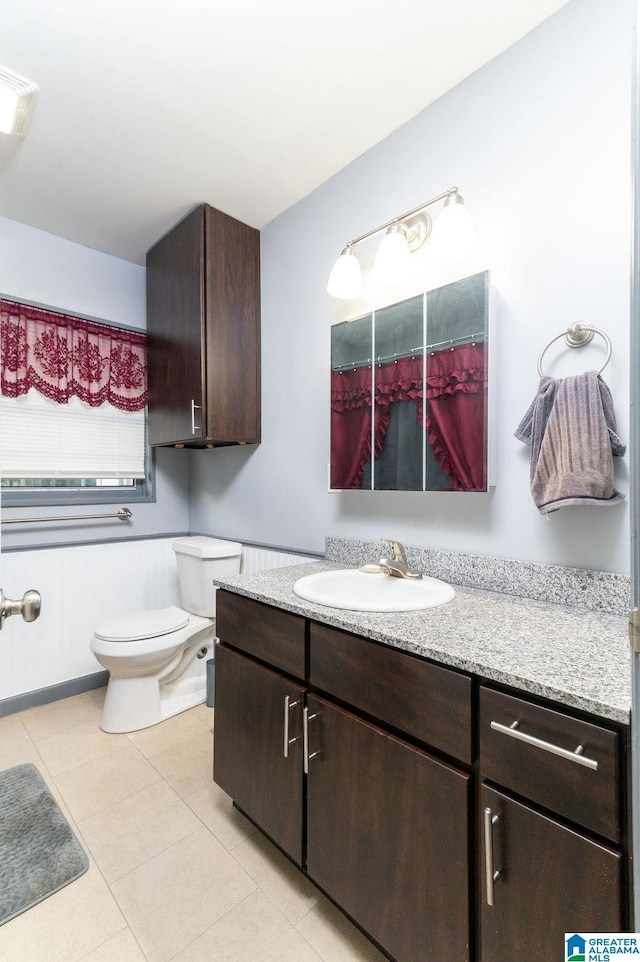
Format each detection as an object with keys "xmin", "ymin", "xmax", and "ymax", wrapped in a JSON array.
[{"xmin": 0, "ymin": 588, "xmax": 42, "ymax": 630}]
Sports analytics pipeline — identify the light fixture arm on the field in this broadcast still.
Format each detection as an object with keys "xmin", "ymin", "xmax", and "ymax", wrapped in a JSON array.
[
  {"xmin": 345, "ymin": 187, "xmax": 460, "ymax": 249},
  {"xmin": 327, "ymin": 185, "xmax": 472, "ymax": 298}
]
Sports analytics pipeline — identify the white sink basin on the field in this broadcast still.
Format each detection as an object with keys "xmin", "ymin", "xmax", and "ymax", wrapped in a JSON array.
[{"xmin": 293, "ymin": 568, "xmax": 455, "ymax": 612}]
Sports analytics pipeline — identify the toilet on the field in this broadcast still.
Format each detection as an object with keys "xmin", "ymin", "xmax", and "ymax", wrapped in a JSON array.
[{"xmin": 90, "ymin": 536, "xmax": 242, "ymax": 733}]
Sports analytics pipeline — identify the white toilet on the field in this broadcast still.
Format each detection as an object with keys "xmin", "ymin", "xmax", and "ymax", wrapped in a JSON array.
[{"xmin": 90, "ymin": 536, "xmax": 242, "ymax": 733}]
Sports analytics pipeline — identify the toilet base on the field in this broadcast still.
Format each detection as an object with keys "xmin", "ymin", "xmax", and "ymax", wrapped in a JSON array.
[{"xmin": 99, "ymin": 637, "xmax": 214, "ymax": 733}]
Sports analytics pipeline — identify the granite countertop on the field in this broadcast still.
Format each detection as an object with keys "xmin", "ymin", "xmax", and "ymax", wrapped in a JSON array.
[{"xmin": 214, "ymin": 560, "xmax": 631, "ymax": 725}]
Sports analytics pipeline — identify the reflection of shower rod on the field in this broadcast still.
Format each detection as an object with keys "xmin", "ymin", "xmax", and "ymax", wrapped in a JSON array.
[{"xmin": 332, "ymin": 331, "xmax": 486, "ymax": 372}]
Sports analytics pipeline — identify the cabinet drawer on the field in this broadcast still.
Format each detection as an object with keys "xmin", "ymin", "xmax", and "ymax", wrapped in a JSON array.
[
  {"xmin": 216, "ymin": 591, "xmax": 306, "ymax": 680},
  {"xmin": 480, "ymin": 687, "xmax": 620, "ymax": 842},
  {"xmin": 309, "ymin": 622, "xmax": 472, "ymax": 763}
]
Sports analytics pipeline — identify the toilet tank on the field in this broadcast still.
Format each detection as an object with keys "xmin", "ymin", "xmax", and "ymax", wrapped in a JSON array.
[{"xmin": 172, "ymin": 536, "xmax": 242, "ymax": 617}]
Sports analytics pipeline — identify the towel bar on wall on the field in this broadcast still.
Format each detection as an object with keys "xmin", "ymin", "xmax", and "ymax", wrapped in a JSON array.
[
  {"xmin": 537, "ymin": 322, "xmax": 612, "ymax": 377},
  {"xmin": 1, "ymin": 507, "xmax": 133, "ymax": 526}
]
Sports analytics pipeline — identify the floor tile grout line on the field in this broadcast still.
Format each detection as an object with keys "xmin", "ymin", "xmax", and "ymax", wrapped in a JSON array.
[
  {"xmin": 164, "ymin": 886, "xmax": 260, "ymax": 961},
  {"xmin": 102, "ymin": 821, "xmax": 204, "ymax": 887},
  {"xmin": 52, "ymin": 750, "xmax": 164, "ymax": 824}
]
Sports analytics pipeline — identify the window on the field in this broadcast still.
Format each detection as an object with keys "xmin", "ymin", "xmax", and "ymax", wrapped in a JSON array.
[{"xmin": 0, "ymin": 298, "xmax": 152, "ymax": 506}]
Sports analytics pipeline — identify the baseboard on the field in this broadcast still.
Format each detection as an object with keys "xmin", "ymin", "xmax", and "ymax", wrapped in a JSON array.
[{"xmin": 0, "ymin": 670, "xmax": 109, "ymax": 718}]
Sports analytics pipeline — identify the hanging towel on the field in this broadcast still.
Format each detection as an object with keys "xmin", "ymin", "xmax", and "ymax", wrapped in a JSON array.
[{"xmin": 515, "ymin": 371, "xmax": 626, "ymax": 515}]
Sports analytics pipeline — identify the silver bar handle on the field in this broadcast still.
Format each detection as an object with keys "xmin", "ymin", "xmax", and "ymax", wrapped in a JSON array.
[
  {"xmin": 303, "ymin": 707, "xmax": 319, "ymax": 774},
  {"xmin": 490, "ymin": 720, "xmax": 598, "ymax": 771},
  {"xmin": 191, "ymin": 399, "xmax": 201, "ymax": 435},
  {"xmin": 283, "ymin": 696, "xmax": 300, "ymax": 758},
  {"xmin": 484, "ymin": 807, "xmax": 500, "ymax": 906}
]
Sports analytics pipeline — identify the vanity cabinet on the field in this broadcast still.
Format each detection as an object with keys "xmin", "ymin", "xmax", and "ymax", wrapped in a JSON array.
[
  {"xmin": 213, "ymin": 591, "xmax": 306, "ymax": 863},
  {"xmin": 214, "ymin": 644, "xmax": 305, "ymax": 864},
  {"xmin": 213, "ymin": 589, "xmax": 630, "ymax": 962},
  {"xmin": 146, "ymin": 203, "xmax": 260, "ymax": 447},
  {"xmin": 305, "ymin": 693, "xmax": 470, "ymax": 962},
  {"xmin": 479, "ymin": 686, "xmax": 626, "ymax": 962},
  {"xmin": 214, "ymin": 591, "xmax": 473, "ymax": 962}
]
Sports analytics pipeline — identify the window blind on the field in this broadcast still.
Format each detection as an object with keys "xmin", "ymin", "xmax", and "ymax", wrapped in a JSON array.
[{"xmin": 0, "ymin": 391, "xmax": 146, "ymax": 479}]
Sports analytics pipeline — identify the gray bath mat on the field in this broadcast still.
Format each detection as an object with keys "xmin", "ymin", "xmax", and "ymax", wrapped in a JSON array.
[{"xmin": 0, "ymin": 763, "xmax": 89, "ymax": 925}]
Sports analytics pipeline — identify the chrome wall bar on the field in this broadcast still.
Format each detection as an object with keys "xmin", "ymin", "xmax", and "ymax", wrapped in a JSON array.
[{"xmin": 1, "ymin": 507, "xmax": 133, "ymax": 525}]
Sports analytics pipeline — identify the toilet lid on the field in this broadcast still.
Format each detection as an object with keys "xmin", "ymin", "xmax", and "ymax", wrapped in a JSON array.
[{"xmin": 95, "ymin": 606, "xmax": 189, "ymax": 642}]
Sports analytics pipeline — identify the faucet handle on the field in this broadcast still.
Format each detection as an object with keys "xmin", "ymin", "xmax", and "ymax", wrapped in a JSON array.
[{"xmin": 384, "ymin": 539, "xmax": 407, "ymax": 564}]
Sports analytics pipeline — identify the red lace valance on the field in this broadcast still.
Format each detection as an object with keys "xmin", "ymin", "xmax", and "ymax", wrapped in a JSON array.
[{"xmin": 0, "ymin": 299, "xmax": 147, "ymax": 411}]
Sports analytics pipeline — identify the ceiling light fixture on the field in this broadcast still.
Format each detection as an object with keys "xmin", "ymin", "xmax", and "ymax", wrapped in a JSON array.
[
  {"xmin": 327, "ymin": 187, "xmax": 474, "ymax": 299},
  {"xmin": 0, "ymin": 65, "xmax": 38, "ymax": 136}
]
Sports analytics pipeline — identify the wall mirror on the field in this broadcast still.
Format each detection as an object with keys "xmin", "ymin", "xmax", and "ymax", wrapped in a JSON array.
[{"xmin": 330, "ymin": 270, "xmax": 494, "ymax": 491}]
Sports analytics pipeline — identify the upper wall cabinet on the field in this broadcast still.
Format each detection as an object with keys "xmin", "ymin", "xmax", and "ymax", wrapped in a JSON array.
[
  {"xmin": 146, "ymin": 204, "xmax": 261, "ymax": 447},
  {"xmin": 330, "ymin": 271, "xmax": 494, "ymax": 491}
]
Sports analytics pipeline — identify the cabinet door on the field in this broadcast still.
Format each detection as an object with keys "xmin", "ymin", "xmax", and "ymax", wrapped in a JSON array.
[
  {"xmin": 481, "ymin": 785, "xmax": 623, "ymax": 962},
  {"xmin": 306, "ymin": 694, "xmax": 470, "ymax": 962},
  {"xmin": 146, "ymin": 205, "xmax": 206, "ymax": 445},
  {"xmin": 204, "ymin": 205, "xmax": 261, "ymax": 443},
  {"xmin": 213, "ymin": 644, "xmax": 305, "ymax": 864}
]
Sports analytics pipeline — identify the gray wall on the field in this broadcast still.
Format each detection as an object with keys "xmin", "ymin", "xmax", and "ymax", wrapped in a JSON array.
[{"xmin": 189, "ymin": 0, "xmax": 632, "ymax": 574}]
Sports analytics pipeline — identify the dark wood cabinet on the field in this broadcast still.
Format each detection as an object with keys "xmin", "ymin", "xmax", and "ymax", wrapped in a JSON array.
[
  {"xmin": 146, "ymin": 203, "xmax": 260, "ymax": 447},
  {"xmin": 310, "ymin": 621, "xmax": 472, "ymax": 763},
  {"xmin": 213, "ymin": 643, "xmax": 305, "ymax": 864},
  {"xmin": 480, "ymin": 785, "xmax": 623, "ymax": 962},
  {"xmin": 306, "ymin": 693, "xmax": 470, "ymax": 962},
  {"xmin": 480, "ymin": 686, "xmax": 621, "ymax": 843},
  {"xmin": 479, "ymin": 684, "xmax": 627, "ymax": 961},
  {"xmin": 213, "ymin": 591, "xmax": 630, "ymax": 962},
  {"xmin": 214, "ymin": 591, "xmax": 472, "ymax": 962}
]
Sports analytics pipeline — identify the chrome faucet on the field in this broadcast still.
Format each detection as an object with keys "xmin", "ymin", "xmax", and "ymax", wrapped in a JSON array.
[{"xmin": 378, "ymin": 540, "xmax": 422, "ymax": 580}]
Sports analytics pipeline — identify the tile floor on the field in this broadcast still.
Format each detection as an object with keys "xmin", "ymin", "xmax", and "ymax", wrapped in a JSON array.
[{"xmin": 0, "ymin": 689, "xmax": 387, "ymax": 962}]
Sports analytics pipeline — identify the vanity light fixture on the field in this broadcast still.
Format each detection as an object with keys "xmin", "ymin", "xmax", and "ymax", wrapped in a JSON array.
[
  {"xmin": 327, "ymin": 187, "xmax": 474, "ymax": 299},
  {"xmin": 0, "ymin": 65, "xmax": 38, "ymax": 136}
]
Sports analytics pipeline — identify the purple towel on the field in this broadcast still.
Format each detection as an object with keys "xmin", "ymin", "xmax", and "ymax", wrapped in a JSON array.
[{"xmin": 515, "ymin": 371, "xmax": 626, "ymax": 515}]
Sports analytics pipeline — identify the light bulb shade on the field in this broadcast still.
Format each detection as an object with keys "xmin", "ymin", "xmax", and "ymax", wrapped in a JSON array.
[
  {"xmin": 327, "ymin": 247, "xmax": 362, "ymax": 299},
  {"xmin": 374, "ymin": 225, "xmax": 412, "ymax": 284},
  {"xmin": 0, "ymin": 66, "xmax": 38, "ymax": 135},
  {"xmin": 430, "ymin": 195, "xmax": 476, "ymax": 262}
]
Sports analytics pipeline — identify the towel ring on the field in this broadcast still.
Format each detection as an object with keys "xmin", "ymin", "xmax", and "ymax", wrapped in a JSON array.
[{"xmin": 537, "ymin": 322, "xmax": 612, "ymax": 378}]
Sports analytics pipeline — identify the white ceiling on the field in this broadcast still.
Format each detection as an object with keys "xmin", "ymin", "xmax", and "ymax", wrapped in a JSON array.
[{"xmin": 0, "ymin": 0, "xmax": 569, "ymax": 265}]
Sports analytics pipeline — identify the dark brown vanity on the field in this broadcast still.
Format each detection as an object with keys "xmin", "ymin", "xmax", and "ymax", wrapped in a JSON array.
[{"xmin": 212, "ymin": 586, "xmax": 630, "ymax": 962}]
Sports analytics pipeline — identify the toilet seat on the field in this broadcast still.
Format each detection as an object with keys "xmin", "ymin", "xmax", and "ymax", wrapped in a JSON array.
[{"xmin": 95, "ymin": 605, "xmax": 189, "ymax": 643}]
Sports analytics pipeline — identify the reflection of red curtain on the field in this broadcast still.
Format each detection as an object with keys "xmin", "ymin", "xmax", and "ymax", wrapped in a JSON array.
[
  {"xmin": 425, "ymin": 342, "xmax": 487, "ymax": 491},
  {"xmin": 330, "ymin": 366, "xmax": 373, "ymax": 488},
  {"xmin": 0, "ymin": 298, "xmax": 147, "ymax": 411},
  {"xmin": 331, "ymin": 342, "xmax": 486, "ymax": 490}
]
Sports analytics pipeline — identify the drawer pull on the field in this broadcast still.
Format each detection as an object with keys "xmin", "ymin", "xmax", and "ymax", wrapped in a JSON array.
[
  {"xmin": 303, "ymin": 707, "xmax": 320, "ymax": 774},
  {"xmin": 484, "ymin": 807, "xmax": 500, "ymax": 906},
  {"xmin": 490, "ymin": 720, "xmax": 598, "ymax": 770},
  {"xmin": 283, "ymin": 696, "xmax": 301, "ymax": 758}
]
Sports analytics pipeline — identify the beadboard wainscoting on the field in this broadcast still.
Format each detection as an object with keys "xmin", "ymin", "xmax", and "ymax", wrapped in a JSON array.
[
  {"xmin": 241, "ymin": 544, "xmax": 313, "ymax": 574},
  {"xmin": 0, "ymin": 539, "xmax": 313, "ymax": 706}
]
